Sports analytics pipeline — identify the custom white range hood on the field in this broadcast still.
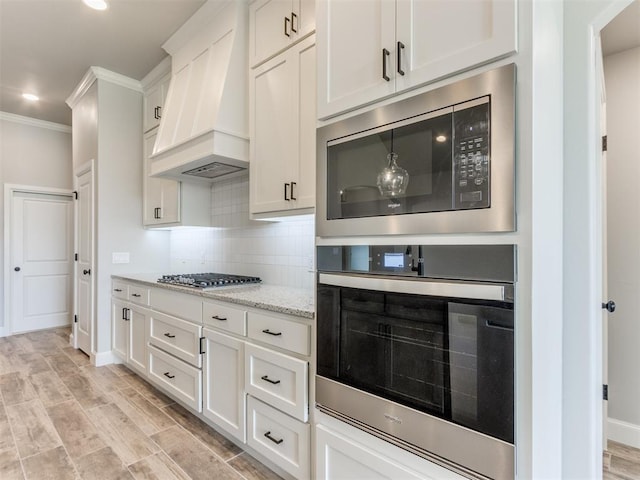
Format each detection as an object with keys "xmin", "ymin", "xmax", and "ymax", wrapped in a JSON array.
[{"xmin": 150, "ymin": 0, "xmax": 249, "ymax": 183}]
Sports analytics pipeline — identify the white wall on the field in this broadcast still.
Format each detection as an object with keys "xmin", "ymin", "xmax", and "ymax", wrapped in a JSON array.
[
  {"xmin": 605, "ymin": 45, "xmax": 640, "ymax": 448},
  {"xmin": 170, "ymin": 176, "xmax": 315, "ymax": 292},
  {"xmin": 0, "ymin": 114, "xmax": 72, "ymax": 331}
]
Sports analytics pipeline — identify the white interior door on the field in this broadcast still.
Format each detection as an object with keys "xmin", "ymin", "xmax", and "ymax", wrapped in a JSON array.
[
  {"xmin": 9, "ymin": 191, "xmax": 73, "ymax": 333},
  {"xmin": 76, "ymin": 167, "xmax": 94, "ymax": 355}
]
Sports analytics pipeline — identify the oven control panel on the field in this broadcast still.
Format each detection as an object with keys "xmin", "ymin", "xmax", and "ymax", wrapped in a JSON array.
[{"xmin": 317, "ymin": 244, "xmax": 516, "ymax": 283}]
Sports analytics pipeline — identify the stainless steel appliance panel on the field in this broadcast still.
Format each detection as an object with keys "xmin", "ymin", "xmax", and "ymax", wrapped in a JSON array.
[{"xmin": 317, "ymin": 63, "xmax": 516, "ymax": 236}]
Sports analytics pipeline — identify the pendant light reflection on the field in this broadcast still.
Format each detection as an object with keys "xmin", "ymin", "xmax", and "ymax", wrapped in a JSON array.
[{"xmin": 377, "ymin": 130, "xmax": 409, "ymax": 198}]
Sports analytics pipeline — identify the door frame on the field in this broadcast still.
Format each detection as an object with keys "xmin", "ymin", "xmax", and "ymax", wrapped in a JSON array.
[
  {"xmin": 72, "ymin": 160, "xmax": 95, "ymax": 353},
  {"xmin": 3, "ymin": 184, "xmax": 75, "ymax": 337}
]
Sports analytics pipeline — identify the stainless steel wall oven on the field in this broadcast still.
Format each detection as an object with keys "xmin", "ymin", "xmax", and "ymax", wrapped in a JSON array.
[
  {"xmin": 316, "ymin": 244, "xmax": 516, "ymax": 479},
  {"xmin": 316, "ymin": 63, "xmax": 516, "ymax": 237}
]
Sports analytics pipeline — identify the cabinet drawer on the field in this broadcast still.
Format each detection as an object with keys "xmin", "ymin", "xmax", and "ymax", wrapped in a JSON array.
[
  {"xmin": 150, "ymin": 288, "xmax": 202, "ymax": 322},
  {"xmin": 129, "ymin": 285, "xmax": 150, "ymax": 306},
  {"xmin": 149, "ymin": 311, "xmax": 203, "ymax": 368},
  {"xmin": 203, "ymin": 300, "xmax": 247, "ymax": 336},
  {"xmin": 247, "ymin": 396, "xmax": 310, "ymax": 479},
  {"xmin": 247, "ymin": 311, "xmax": 310, "ymax": 356},
  {"xmin": 245, "ymin": 343, "xmax": 308, "ymax": 422},
  {"xmin": 112, "ymin": 281, "xmax": 128, "ymax": 300},
  {"xmin": 148, "ymin": 344, "xmax": 202, "ymax": 412}
]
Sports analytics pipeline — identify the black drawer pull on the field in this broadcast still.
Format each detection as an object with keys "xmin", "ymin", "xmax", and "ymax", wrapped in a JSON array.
[
  {"xmin": 262, "ymin": 329, "xmax": 282, "ymax": 336},
  {"xmin": 212, "ymin": 315, "xmax": 227, "ymax": 321},
  {"xmin": 382, "ymin": 48, "xmax": 390, "ymax": 81},
  {"xmin": 264, "ymin": 431, "xmax": 283, "ymax": 445},
  {"xmin": 261, "ymin": 375, "xmax": 281, "ymax": 385},
  {"xmin": 163, "ymin": 372, "xmax": 175, "ymax": 379},
  {"xmin": 163, "ymin": 333, "xmax": 175, "ymax": 338},
  {"xmin": 114, "ymin": 288, "xmax": 122, "ymax": 292},
  {"xmin": 131, "ymin": 293, "xmax": 141, "ymax": 298}
]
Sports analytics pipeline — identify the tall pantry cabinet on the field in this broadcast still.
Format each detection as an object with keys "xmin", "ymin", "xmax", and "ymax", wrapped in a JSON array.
[{"xmin": 66, "ymin": 67, "xmax": 170, "ymax": 364}]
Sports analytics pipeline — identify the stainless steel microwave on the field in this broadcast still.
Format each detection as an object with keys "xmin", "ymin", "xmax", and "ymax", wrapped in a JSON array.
[{"xmin": 316, "ymin": 64, "xmax": 516, "ymax": 237}]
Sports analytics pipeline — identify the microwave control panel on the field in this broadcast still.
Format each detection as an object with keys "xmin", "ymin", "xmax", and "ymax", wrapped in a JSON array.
[{"xmin": 454, "ymin": 100, "xmax": 490, "ymax": 209}]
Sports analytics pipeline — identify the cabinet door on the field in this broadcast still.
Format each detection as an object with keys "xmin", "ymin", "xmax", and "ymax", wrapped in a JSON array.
[
  {"xmin": 128, "ymin": 305, "xmax": 150, "ymax": 375},
  {"xmin": 395, "ymin": 0, "xmax": 517, "ymax": 92},
  {"xmin": 250, "ymin": 47, "xmax": 296, "ymax": 214},
  {"xmin": 291, "ymin": 36, "xmax": 316, "ymax": 210},
  {"xmin": 143, "ymin": 130, "xmax": 181, "ymax": 226},
  {"xmin": 250, "ymin": 0, "xmax": 315, "ymax": 67},
  {"xmin": 250, "ymin": 35, "xmax": 316, "ymax": 215},
  {"xmin": 202, "ymin": 329, "xmax": 246, "ymax": 443},
  {"xmin": 317, "ymin": 0, "xmax": 395, "ymax": 119},
  {"xmin": 112, "ymin": 299, "xmax": 129, "ymax": 362}
]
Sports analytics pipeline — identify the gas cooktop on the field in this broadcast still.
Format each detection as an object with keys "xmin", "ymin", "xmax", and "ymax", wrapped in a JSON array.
[{"xmin": 158, "ymin": 273, "xmax": 261, "ymax": 289}]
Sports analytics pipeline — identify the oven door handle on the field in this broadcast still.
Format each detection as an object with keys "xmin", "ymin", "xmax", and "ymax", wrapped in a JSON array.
[{"xmin": 318, "ymin": 273, "xmax": 511, "ymax": 302}]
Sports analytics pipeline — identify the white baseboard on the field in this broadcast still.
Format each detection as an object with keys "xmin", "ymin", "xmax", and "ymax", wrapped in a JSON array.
[
  {"xmin": 91, "ymin": 350, "xmax": 118, "ymax": 367},
  {"xmin": 608, "ymin": 417, "xmax": 640, "ymax": 449}
]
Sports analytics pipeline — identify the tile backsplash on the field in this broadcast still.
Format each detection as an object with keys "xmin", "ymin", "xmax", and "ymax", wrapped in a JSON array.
[{"xmin": 169, "ymin": 177, "xmax": 315, "ymax": 291}]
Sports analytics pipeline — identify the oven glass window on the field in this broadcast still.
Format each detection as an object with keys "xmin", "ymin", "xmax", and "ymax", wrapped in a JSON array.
[
  {"xmin": 317, "ymin": 284, "xmax": 514, "ymax": 443},
  {"xmin": 325, "ymin": 100, "xmax": 490, "ymax": 220}
]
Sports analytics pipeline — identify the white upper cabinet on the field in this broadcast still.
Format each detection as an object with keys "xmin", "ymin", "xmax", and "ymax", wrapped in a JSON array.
[
  {"xmin": 250, "ymin": 34, "xmax": 316, "ymax": 216},
  {"xmin": 317, "ymin": 0, "xmax": 517, "ymax": 119},
  {"xmin": 250, "ymin": 0, "xmax": 316, "ymax": 67},
  {"xmin": 143, "ymin": 74, "xmax": 170, "ymax": 133}
]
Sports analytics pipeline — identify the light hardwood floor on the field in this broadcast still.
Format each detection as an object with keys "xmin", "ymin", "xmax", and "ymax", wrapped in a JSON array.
[
  {"xmin": 605, "ymin": 441, "xmax": 640, "ymax": 480},
  {"xmin": 0, "ymin": 327, "xmax": 282, "ymax": 480}
]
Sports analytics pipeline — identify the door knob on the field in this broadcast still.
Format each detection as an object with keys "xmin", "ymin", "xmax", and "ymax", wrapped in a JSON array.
[
  {"xmin": 14, "ymin": 267, "xmax": 20, "ymax": 272},
  {"xmin": 602, "ymin": 301, "xmax": 616, "ymax": 313},
  {"xmin": 83, "ymin": 269, "xmax": 91, "ymax": 275}
]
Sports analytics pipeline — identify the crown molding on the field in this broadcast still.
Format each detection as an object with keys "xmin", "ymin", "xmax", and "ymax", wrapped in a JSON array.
[
  {"xmin": 0, "ymin": 111, "xmax": 71, "ymax": 133},
  {"xmin": 66, "ymin": 66, "xmax": 143, "ymax": 108}
]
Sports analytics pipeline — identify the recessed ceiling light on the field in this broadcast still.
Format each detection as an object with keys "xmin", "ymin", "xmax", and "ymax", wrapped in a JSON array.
[
  {"xmin": 22, "ymin": 93, "xmax": 39, "ymax": 102},
  {"xmin": 83, "ymin": 0, "xmax": 108, "ymax": 11}
]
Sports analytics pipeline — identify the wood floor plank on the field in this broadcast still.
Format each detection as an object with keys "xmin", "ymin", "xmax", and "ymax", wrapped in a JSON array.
[
  {"xmin": 60, "ymin": 347, "xmax": 91, "ymax": 368},
  {"xmin": 81, "ymin": 366, "xmax": 133, "ymax": 392},
  {"xmin": 59, "ymin": 373, "xmax": 111, "ymax": 410},
  {"xmin": 28, "ymin": 371, "xmax": 73, "ymax": 407},
  {"xmin": 0, "ymin": 372, "xmax": 37, "ymax": 406},
  {"xmin": 6, "ymin": 399, "xmax": 61, "ymax": 459},
  {"xmin": 0, "ymin": 402, "xmax": 17, "ymax": 453},
  {"xmin": 162, "ymin": 403, "xmax": 242, "ymax": 461},
  {"xmin": 122, "ymin": 375, "xmax": 174, "ymax": 408},
  {"xmin": 45, "ymin": 353, "xmax": 80, "ymax": 378},
  {"xmin": 86, "ymin": 403, "xmax": 159, "ymax": 465},
  {"xmin": 16, "ymin": 353, "xmax": 51, "ymax": 376},
  {"xmin": 47, "ymin": 400, "xmax": 105, "ymax": 459},
  {"xmin": 151, "ymin": 426, "xmax": 240, "ymax": 480},
  {"xmin": 75, "ymin": 446, "xmax": 133, "ymax": 480},
  {"xmin": 128, "ymin": 451, "xmax": 190, "ymax": 480},
  {"xmin": 108, "ymin": 388, "xmax": 175, "ymax": 436},
  {"xmin": 0, "ymin": 448, "xmax": 24, "ymax": 480},
  {"xmin": 227, "ymin": 452, "xmax": 283, "ymax": 480},
  {"xmin": 21, "ymin": 446, "xmax": 77, "ymax": 480}
]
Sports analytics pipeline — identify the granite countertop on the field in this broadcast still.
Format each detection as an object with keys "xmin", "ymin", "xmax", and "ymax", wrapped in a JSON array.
[{"xmin": 112, "ymin": 273, "xmax": 314, "ymax": 319}]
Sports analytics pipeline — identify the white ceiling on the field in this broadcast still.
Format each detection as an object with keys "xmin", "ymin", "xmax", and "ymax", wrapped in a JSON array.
[
  {"xmin": 602, "ymin": 0, "xmax": 640, "ymax": 56},
  {"xmin": 0, "ymin": 0, "xmax": 206, "ymax": 126}
]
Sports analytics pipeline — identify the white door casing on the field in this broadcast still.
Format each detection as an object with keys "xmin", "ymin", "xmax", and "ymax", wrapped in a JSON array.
[
  {"xmin": 4, "ymin": 186, "xmax": 73, "ymax": 335},
  {"xmin": 75, "ymin": 163, "xmax": 94, "ymax": 355}
]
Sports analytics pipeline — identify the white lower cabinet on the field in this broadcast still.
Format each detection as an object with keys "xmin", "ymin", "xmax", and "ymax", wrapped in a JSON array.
[
  {"xmin": 202, "ymin": 328, "xmax": 246, "ymax": 443},
  {"xmin": 149, "ymin": 310, "xmax": 203, "ymax": 368},
  {"xmin": 247, "ymin": 396, "xmax": 310, "ymax": 479},
  {"xmin": 245, "ymin": 343, "xmax": 308, "ymax": 422},
  {"xmin": 112, "ymin": 298, "xmax": 129, "ymax": 362},
  {"xmin": 128, "ymin": 305, "xmax": 150, "ymax": 375},
  {"xmin": 148, "ymin": 344, "xmax": 203, "ymax": 412}
]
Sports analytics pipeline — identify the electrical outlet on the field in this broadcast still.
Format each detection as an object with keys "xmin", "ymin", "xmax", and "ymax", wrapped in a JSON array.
[{"xmin": 112, "ymin": 252, "xmax": 130, "ymax": 264}]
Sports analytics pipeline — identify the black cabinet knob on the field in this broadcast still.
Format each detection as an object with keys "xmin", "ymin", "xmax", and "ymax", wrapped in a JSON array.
[
  {"xmin": 14, "ymin": 267, "xmax": 20, "ymax": 272},
  {"xmin": 602, "ymin": 301, "xmax": 616, "ymax": 313}
]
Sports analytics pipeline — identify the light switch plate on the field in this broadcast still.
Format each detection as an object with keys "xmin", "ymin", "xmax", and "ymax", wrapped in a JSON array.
[{"xmin": 112, "ymin": 252, "xmax": 130, "ymax": 264}]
